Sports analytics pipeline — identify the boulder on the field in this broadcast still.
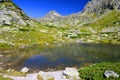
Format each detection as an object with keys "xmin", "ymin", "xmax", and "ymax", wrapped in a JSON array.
[
  {"xmin": 21, "ymin": 67, "xmax": 29, "ymax": 73},
  {"xmin": 38, "ymin": 71, "xmax": 55, "ymax": 80},
  {"xmin": 0, "ymin": 55, "xmax": 4, "ymax": 57},
  {"xmin": 3, "ymin": 20, "xmax": 11, "ymax": 25},
  {"xmin": 38, "ymin": 71, "xmax": 45, "ymax": 75},
  {"xmin": 63, "ymin": 67, "xmax": 80, "ymax": 80},
  {"xmin": 104, "ymin": 70, "xmax": 119, "ymax": 78}
]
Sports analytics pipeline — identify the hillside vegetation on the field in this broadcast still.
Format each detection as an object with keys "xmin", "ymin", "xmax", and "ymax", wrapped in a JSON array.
[{"xmin": 0, "ymin": 1, "xmax": 120, "ymax": 50}]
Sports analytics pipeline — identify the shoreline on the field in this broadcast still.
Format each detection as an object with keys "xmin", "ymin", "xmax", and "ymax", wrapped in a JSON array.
[
  {"xmin": 1, "ymin": 62, "xmax": 120, "ymax": 80},
  {"xmin": 3, "ymin": 68, "xmax": 80, "ymax": 80}
]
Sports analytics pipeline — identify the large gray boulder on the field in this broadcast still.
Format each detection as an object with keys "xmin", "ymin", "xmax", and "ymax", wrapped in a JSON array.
[
  {"xmin": 63, "ymin": 67, "xmax": 80, "ymax": 80},
  {"xmin": 104, "ymin": 70, "xmax": 119, "ymax": 78}
]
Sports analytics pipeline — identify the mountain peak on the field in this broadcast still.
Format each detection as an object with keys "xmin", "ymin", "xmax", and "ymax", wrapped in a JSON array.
[
  {"xmin": 42, "ymin": 10, "xmax": 62, "ymax": 19},
  {"xmin": 47, "ymin": 10, "xmax": 62, "ymax": 17},
  {"xmin": 48, "ymin": 10, "xmax": 58, "ymax": 14}
]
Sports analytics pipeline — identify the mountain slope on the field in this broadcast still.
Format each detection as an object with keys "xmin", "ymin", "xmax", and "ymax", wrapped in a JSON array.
[
  {"xmin": 0, "ymin": 1, "xmax": 30, "ymax": 26},
  {"xmin": 0, "ymin": 0, "xmax": 120, "ymax": 49},
  {"xmin": 0, "ymin": 1, "xmax": 70, "ymax": 49},
  {"xmin": 36, "ymin": 10, "xmax": 63, "ymax": 26},
  {"xmin": 83, "ymin": 0, "xmax": 120, "ymax": 14},
  {"xmin": 80, "ymin": 10, "xmax": 120, "ymax": 32},
  {"xmin": 36, "ymin": 0, "xmax": 120, "ymax": 44},
  {"xmin": 37, "ymin": 0, "xmax": 120, "ymax": 28}
]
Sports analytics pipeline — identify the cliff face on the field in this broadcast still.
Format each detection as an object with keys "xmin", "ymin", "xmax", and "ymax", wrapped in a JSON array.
[
  {"xmin": 0, "ymin": 1, "xmax": 29, "ymax": 26},
  {"xmin": 83, "ymin": 0, "xmax": 120, "ymax": 14}
]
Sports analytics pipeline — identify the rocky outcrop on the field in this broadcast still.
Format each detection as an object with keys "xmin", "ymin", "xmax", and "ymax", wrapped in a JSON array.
[
  {"xmin": 0, "ymin": 0, "xmax": 11, "ymax": 2},
  {"xmin": 0, "ymin": 1, "xmax": 30, "ymax": 26},
  {"xmin": 83, "ymin": 0, "xmax": 120, "ymax": 14}
]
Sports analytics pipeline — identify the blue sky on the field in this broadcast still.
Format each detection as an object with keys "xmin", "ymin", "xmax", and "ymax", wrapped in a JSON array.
[{"xmin": 12, "ymin": 0, "xmax": 90, "ymax": 18}]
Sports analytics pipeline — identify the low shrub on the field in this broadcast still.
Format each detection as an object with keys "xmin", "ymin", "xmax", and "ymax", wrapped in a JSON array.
[{"xmin": 78, "ymin": 62, "xmax": 120, "ymax": 80}]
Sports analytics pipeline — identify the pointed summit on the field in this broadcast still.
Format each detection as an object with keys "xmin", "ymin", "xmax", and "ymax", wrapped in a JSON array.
[
  {"xmin": 48, "ymin": 10, "xmax": 58, "ymax": 14},
  {"xmin": 43, "ymin": 10, "xmax": 62, "ymax": 19}
]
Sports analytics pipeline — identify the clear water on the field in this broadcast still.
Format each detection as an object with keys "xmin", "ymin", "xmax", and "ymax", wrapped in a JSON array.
[{"xmin": 0, "ymin": 43, "xmax": 120, "ymax": 72}]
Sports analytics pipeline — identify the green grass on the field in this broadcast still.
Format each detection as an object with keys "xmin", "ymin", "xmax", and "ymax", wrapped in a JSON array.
[
  {"xmin": 0, "ymin": 69, "xmax": 26, "ymax": 77},
  {"xmin": 0, "ymin": 20, "xmax": 70, "ymax": 49},
  {"xmin": 82, "ymin": 10, "xmax": 120, "ymax": 31},
  {"xmin": 0, "ymin": 43, "xmax": 11, "ymax": 50},
  {"xmin": 0, "ymin": 76, "xmax": 12, "ymax": 80},
  {"xmin": 78, "ymin": 62, "xmax": 120, "ymax": 80}
]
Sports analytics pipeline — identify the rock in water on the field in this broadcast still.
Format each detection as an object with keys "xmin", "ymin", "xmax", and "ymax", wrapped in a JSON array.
[
  {"xmin": 104, "ymin": 70, "xmax": 119, "ymax": 78},
  {"xmin": 21, "ymin": 67, "xmax": 29, "ymax": 73}
]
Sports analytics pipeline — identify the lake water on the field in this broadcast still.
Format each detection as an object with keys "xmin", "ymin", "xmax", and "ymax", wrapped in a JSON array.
[{"xmin": 0, "ymin": 43, "xmax": 120, "ymax": 72}]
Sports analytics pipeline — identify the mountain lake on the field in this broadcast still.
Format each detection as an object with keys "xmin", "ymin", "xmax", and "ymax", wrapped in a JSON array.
[{"xmin": 0, "ymin": 43, "xmax": 120, "ymax": 72}]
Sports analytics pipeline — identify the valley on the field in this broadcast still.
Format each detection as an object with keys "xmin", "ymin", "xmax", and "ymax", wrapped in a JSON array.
[{"xmin": 0, "ymin": 0, "xmax": 120, "ymax": 80}]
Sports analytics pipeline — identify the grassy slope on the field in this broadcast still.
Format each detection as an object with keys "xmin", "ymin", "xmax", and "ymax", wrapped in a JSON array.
[
  {"xmin": 0, "ymin": 2, "xmax": 120, "ymax": 49},
  {"xmin": 80, "ymin": 10, "xmax": 120, "ymax": 32},
  {"xmin": 0, "ymin": 76, "xmax": 12, "ymax": 80},
  {"xmin": 0, "ymin": 21, "xmax": 68, "ymax": 49},
  {"xmin": 0, "ymin": 2, "xmax": 71, "ymax": 49},
  {"xmin": 77, "ymin": 10, "xmax": 120, "ymax": 44}
]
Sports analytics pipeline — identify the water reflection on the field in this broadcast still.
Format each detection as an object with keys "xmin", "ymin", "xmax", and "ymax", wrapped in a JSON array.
[
  {"xmin": 0, "ymin": 43, "xmax": 120, "ymax": 71},
  {"xmin": 23, "ymin": 55, "xmax": 80, "ymax": 71}
]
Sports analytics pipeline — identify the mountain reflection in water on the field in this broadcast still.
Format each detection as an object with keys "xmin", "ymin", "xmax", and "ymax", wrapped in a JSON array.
[{"xmin": 0, "ymin": 43, "xmax": 120, "ymax": 71}]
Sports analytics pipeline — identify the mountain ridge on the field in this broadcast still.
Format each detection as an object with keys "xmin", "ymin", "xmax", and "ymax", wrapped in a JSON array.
[{"xmin": 36, "ymin": 0, "xmax": 120, "ymax": 27}]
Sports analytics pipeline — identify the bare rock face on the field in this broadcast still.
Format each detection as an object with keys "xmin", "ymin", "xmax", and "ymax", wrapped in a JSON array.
[
  {"xmin": 43, "ymin": 10, "xmax": 62, "ymax": 19},
  {"xmin": 0, "ymin": 1, "xmax": 30, "ymax": 26},
  {"xmin": 37, "ymin": 10, "xmax": 62, "ymax": 25},
  {"xmin": 83, "ymin": 0, "xmax": 120, "ymax": 14}
]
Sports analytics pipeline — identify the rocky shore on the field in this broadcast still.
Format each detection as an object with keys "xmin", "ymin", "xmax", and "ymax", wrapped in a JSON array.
[
  {"xmin": 1, "ymin": 62, "xmax": 120, "ymax": 80},
  {"xmin": 3, "ymin": 67, "xmax": 80, "ymax": 80}
]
